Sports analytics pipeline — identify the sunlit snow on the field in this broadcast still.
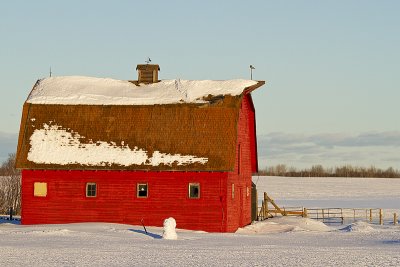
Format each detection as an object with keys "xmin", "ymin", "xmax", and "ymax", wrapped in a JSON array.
[
  {"xmin": 27, "ymin": 124, "xmax": 208, "ymax": 166},
  {"xmin": 1, "ymin": 177, "xmax": 400, "ymax": 266},
  {"xmin": 26, "ymin": 76, "xmax": 258, "ymax": 105}
]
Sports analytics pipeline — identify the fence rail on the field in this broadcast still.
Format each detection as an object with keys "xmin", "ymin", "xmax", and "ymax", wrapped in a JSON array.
[{"xmin": 305, "ymin": 208, "xmax": 384, "ymax": 224}]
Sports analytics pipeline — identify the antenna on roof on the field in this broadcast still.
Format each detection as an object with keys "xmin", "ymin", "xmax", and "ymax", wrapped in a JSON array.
[
  {"xmin": 145, "ymin": 57, "xmax": 152, "ymax": 64},
  {"xmin": 49, "ymin": 66, "xmax": 52, "ymax": 77},
  {"xmin": 250, "ymin": 65, "xmax": 255, "ymax": 80}
]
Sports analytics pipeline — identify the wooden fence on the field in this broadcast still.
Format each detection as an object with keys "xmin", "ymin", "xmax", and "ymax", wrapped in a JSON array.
[
  {"xmin": 305, "ymin": 208, "xmax": 386, "ymax": 225},
  {"xmin": 257, "ymin": 192, "xmax": 398, "ymax": 225},
  {"xmin": 0, "ymin": 214, "xmax": 21, "ymax": 222}
]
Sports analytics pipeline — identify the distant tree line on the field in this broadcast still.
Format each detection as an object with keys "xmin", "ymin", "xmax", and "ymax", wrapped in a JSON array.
[
  {"xmin": 258, "ymin": 164, "xmax": 400, "ymax": 178},
  {"xmin": 0, "ymin": 154, "xmax": 21, "ymax": 214}
]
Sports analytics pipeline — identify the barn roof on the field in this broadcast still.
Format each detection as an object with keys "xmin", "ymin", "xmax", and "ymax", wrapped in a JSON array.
[
  {"xmin": 16, "ymin": 76, "xmax": 264, "ymax": 171},
  {"xmin": 27, "ymin": 76, "xmax": 259, "ymax": 105}
]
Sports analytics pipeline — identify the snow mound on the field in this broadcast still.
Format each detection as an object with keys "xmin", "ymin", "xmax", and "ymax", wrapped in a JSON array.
[
  {"xmin": 236, "ymin": 217, "xmax": 331, "ymax": 234},
  {"xmin": 236, "ymin": 221, "xmax": 296, "ymax": 234},
  {"xmin": 162, "ymin": 217, "xmax": 177, "ymax": 240},
  {"xmin": 340, "ymin": 221, "xmax": 375, "ymax": 232},
  {"xmin": 278, "ymin": 217, "xmax": 332, "ymax": 232}
]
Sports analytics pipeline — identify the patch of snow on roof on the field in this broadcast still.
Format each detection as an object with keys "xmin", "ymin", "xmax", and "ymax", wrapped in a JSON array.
[
  {"xmin": 27, "ymin": 123, "xmax": 208, "ymax": 167},
  {"xmin": 26, "ymin": 76, "xmax": 258, "ymax": 105}
]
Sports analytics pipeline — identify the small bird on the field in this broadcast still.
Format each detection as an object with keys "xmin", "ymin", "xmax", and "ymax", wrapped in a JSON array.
[
  {"xmin": 146, "ymin": 57, "xmax": 152, "ymax": 64},
  {"xmin": 250, "ymin": 65, "xmax": 255, "ymax": 69}
]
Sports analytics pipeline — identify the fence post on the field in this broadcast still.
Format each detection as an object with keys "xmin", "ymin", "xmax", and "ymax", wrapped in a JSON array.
[
  {"xmin": 369, "ymin": 209, "xmax": 373, "ymax": 222},
  {"xmin": 262, "ymin": 200, "xmax": 265, "ymax": 219},
  {"xmin": 341, "ymin": 208, "xmax": 344, "ymax": 225},
  {"xmin": 263, "ymin": 192, "xmax": 269, "ymax": 218},
  {"xmin": 9, "ymin": 207, "xmax": 13, "ymax": 221},
  {"xmin": 394, "ymin": 213, "xmax": 398, "ymax": 225},
  {"xmin": 262, "ymin": 201, "xmax": 265, "ymax": 220},
  {"xmin": 379, "ymin": 209, "xmax": 383, "ymax": 225},
  {"xmin": 303, "ymin": 208, "xmax": 308, "ymax": 218},
  {"xmin": 255, "ymin": 190, "xmax": 258, "ymax": 220}
]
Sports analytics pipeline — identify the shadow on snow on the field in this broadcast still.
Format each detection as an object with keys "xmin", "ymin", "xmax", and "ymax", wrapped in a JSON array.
[{"xmin": 129, "ymin": 229, "xmax": 162, "ymax": 239}]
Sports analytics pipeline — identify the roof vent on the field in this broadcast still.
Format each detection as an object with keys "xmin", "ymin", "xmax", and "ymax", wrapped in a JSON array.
[{"xmin": 136, "ymin": 64, "xmax": 160, "ymax": 84}]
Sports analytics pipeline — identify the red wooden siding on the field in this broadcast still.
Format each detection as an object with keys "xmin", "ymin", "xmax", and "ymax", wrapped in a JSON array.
[
  {"xmin": 226, "ymin": 93, "xmax": 255, "ymax": 232},
  {"xmin": 20, "ymin": 93, "xmax": 258, "ymax": 233},
  {"xmin": 22, "ymin": 170, "xmax": 228, "ymax": 232},
  {"xmin": 246, "ymin": 94, "xmax": 259, "ymax": 173}
]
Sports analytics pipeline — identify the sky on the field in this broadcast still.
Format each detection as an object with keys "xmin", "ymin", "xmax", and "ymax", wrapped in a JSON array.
[{"xmin": 0, "ymin": 0, "xmax": 399, "ymax": 169}]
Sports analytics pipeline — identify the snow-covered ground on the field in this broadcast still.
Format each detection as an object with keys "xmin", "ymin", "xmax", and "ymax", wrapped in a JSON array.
[
  {"xmin": 254, "ymin": 176, "xmax": 400, "ymax": 220},
  {"xmin": 1, "ymin": 177, "xmax": 400, "ymax": 266}
]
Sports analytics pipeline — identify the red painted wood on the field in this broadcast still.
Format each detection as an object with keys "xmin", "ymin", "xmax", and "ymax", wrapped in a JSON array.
[
  {"xmin": 226, "ymin": 94, "xmax": 255, "ymax": 232},
  {"xmin": 22, "ymin": 170, "xmax": 228, "ymax": 232},
  {"xmin": 20, "ymin": 94, "xmax": 258, "ymax": 233},
  {"xmin": 246, "ymin": 94, "xmax": 259, "ymax": 173}
]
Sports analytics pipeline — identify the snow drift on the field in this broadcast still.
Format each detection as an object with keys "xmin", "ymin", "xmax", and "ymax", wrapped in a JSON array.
[
  {"xmin": 236, "ymin": 217, "xmax": 332, "ymax": 234},
  {"xmin": 340, "ymin": 221, "xmax": 376, "ymax": 233}
]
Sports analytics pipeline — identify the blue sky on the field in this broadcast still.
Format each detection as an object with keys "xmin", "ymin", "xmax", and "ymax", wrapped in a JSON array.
[{"xmin": 1, "ymin": 1, "xmax": 399, "ymax": 168}]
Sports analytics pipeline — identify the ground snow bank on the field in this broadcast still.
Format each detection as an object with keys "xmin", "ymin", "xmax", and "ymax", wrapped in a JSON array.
[
  {"xmin": 236, "ymin": 217, "xmax": 332, "ymax": 234},
  {"xmin": 2, "ymin": 177, "xmax": 400, "ymax": 266},
  {"xmin": 340, "ymin": 221, "xmax": 376, "ymax": 232}
]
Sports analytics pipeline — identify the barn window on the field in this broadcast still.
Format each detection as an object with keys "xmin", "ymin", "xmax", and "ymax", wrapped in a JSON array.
[
  {"xmin": 137, "ymin": 183, "xmax": 148, "ymax": 198},
  {"xmin": 232, "ymin": 184, "xmax": 235, "ymax": 199},
  {"xmin": 189, "ymin": 183, "xmax": 200, "ymax": 199},
  {"xmin": 34, "ymin": 182, "xmax": 47, "ymax": 197},
  {"xmin": 86, "ymin": 183, "xmax": 97, "ymax": 197}
]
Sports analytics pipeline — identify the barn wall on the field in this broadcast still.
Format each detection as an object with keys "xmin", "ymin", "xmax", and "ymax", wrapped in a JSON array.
[
  {"xmin": 226, "ymin": 94, "xmax": 254, "ymax": 232},
  {"xmin": 21, "ymin": 170, "xmax": 228, "ymax": 232},
  {"xmin": 246, "ymin": 94, "xmax": 258, "ymax": 173}
]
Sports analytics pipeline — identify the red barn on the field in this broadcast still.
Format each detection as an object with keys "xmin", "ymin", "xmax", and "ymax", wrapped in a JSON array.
[{"xmin": 16, "ymin": 64, "xmax": 264, "ymax": 232}]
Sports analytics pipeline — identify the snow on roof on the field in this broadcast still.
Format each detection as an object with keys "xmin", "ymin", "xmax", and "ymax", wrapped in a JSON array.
[
  {"xmin": 27, "ymin": 76, "xmax": 258, "ymax": 105},
  {"xmin": 27, "ymin": 123, "xmax": 208, "ymax": 167}
]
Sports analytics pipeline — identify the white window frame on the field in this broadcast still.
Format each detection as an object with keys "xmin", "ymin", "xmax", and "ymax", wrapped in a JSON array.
[{"xmin": 86, "ymin": 182, "xmax": 97, "ymax": 197}]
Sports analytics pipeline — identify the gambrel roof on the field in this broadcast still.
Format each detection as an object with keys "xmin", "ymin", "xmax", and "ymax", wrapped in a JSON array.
[{"xmin": 16, "ymin": 76, "xmax": 264, "ymax": 171}]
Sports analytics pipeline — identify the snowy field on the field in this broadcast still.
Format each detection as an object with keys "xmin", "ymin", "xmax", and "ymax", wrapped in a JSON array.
[
  {"xmin": 254, "ymin": 176, "xmax": 400, "ymax": 220},
  {"xmin": 1, "ymin": 176, "xmax": 400, "ymax": 266}
]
